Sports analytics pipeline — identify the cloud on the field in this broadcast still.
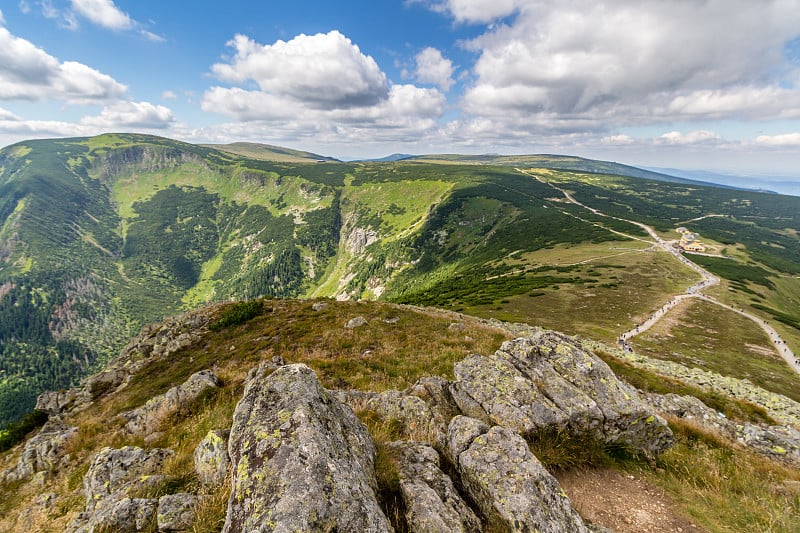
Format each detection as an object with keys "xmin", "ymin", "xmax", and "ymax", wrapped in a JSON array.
[
  {"xmin": 211, "ymin": 31, "xmax": 388, "ymax": 110},
  {"xmin": 79, "ymin": 100, "xmax": 174, "ymax": 129},
  {"xmin": 161, "ymin": 90, "xmax": 176, "ymax": 100},
  {"xmin": 413, "ymin": 0, "xmax": 523, "ymax": 24},
  {"xmin": 202, "ymin": 31, "xmax": 448, "ymax": 148},
  {"xmin": 445, "ymin": 1, "xmax": 800, "ymax": 136},
  {"xmin": 0, "ymin": 8, "xmax": 4, "ymax": 25},
  {"xmin": 0, "ymin": 26, "xmax": 127, "ymax": 102},
  {"xmin": 601, "ymin": 134, "xmax": 634, "ymax": 145},
  {"xmin": 657, "ymin": 130, "xmax": 722, "ymax": 146},
  {"xmin": 754, "ymin": 133, "xmax": 800, "ymax": 146},
  {"xmin": 415, "ymin": 47, "xmax": 455, "ymax": 91},
  {"xmin": 70, "ymin": 0, "xmax": 132, "ymax": 30}
]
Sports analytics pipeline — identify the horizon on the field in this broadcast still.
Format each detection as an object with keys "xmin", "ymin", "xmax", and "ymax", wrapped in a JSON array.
[{"xmin": 1, "ymin": 1, "xmax": 800, "ymax": 178}]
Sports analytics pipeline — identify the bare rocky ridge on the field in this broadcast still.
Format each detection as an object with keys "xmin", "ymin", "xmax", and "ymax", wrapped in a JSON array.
[{"xmin": 4, "ymin": 305, "xmax": 798, "ymax": 531}]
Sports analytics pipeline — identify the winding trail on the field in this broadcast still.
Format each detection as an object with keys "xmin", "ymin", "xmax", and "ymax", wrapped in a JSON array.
[{"xmin": 524, "ymin": 171, "xmax": 800, "ymax": 376}]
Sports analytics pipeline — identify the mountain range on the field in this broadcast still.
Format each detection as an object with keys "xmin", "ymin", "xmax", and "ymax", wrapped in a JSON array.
[{"xmin": 0, "ymin": 133, "xmax": 798, "ymax": 428}]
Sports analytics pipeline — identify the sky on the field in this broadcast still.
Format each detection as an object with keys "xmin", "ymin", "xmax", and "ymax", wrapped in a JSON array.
[{"xmin": 2, "ymin": 0, "xmax": 800, "ymax": 178}]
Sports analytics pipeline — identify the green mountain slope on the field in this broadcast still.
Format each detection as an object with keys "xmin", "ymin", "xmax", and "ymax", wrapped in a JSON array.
[{"xmin": 0, "ymin": 133, "xmax": 798, "ymax": 426}]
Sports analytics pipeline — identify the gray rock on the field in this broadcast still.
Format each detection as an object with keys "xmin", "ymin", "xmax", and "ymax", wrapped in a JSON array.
[
  {"xmin": 346, "ymin": 227, "xmax": 378, "ymax": 254},
  {"xmin": 407, "ymin": 376, "xmax": 463, "ymax": 453},
  {"xmin": 382, "ymin": 316, "xmax": 400, "ymax": 324},
  {"xmin": 194, "ymin": 429, "xmax": 230, "ymax": 487},
  {"xmin": 4, "ymin": 419, "xmax": 77, "ymax": 481},
  {"xmin": 345, "ymin": 316, "xmax": 369, "ymax": 329},
  {"xmin": 35, "ymin": 388, "xmax": 86, "ymax": 415},
  {"xmin": 647, "ymin": 393, "xmax": 800, "ymax": 465},
  {"xmin": 312, "ymin": 302, "xmax": 329, "ymax": 311},
  {"xmin": 447, "ymin": 415, "xmax": 489, "ymax": 463},
  {"xmin": 222, "ymin": 363, "xmax": 392, "ymax": 533},
  {"xmin": 451, "ymin": 334, "xmax": 673, "ymax": 457},
  {"xmin": 82, "ymin": 446, "xmax": 174, "ymax": 511},
  {"xmin": 120, "ymin": 369, "xmax": 221, "ymax": 436},
  {"xmin": 157, "ymin": 493, "xmax": 197, "ymax": 531},
  {"xmin": 447, "ymin": 417, "xmax": 589, "ymax": 533},
  {"xmin": 386, "ymin": 441, "xmax": 481, "ymax": 533},
  {"xmin": 77, "ymin": 497, "xmax": 158, "ymax": 533}
]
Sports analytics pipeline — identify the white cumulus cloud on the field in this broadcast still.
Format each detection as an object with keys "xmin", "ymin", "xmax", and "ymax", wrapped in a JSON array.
[
  {"xmin": 80, "ymin": 101, "xmax": 174, "ymax": 129},
  {"xmin": 70, "ymin": 0, "xmax": 132, "ymax": 30},
  {"xmin": 657, "ymin": 130, "xmax": 722, "ymax": 146},
  {"xmin": 0, "ymin": 26, "xmax": 127, "ymax": 102},
  {"xmin": 444, "ymin": 0, "xmax": 800, "ymax": 137},
  {"xmin": 202, "ymin": 31, "xmax": 447, "ymax": 149},
  {"xmin": 415, "ymin": 47, "xmax": 455, "ymax": 91},
  {"xmin": 754, "ymin": 133, "xmax": 800, "ymax": 146},
  {"xmin": 211, "ymin": 31, "xmax": 388, "ymax": 109}
]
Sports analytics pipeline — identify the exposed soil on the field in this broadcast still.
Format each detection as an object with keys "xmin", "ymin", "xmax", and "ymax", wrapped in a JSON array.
[{"xmin": 556, "ymin": 467, "xmax": 705, "ymax": 533}]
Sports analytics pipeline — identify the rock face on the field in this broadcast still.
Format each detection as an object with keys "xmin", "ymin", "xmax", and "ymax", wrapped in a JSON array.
[
  {"xmin": 194, "ymin": 429, "xmax": 231, "ymax": 487},
  {"xmin": 451, "ymin": 333, "xmax": 673, "ymax": 456},
  {"xmin": 120, "ymin": 369, "xmax": 221, "ymax": 436},
  {"xmin": 447, "ymin": 416, "xmax": 589, "ymax": 532},
  {"xmin": 3, "ymin": 419, "xmax": 76, "ymax": 482},
  {"xmin": 223, "ymin": 363, "xmax": 392, "ymax": 533},
  {"xmin": 387, "ymin": 441, "xmax": 481, "ymax": 533}
]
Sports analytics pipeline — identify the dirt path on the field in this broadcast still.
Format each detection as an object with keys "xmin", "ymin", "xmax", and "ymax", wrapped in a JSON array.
[
  {"xmin": 557, "ymin": 468, "xmax": 704, "ymax": 533},
  {"xmin": 526, "ymin": 171, "xmax": 800, "ymax": 377}
]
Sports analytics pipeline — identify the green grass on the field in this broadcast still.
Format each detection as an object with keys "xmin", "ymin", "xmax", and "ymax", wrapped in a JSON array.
[{"xmin": 632, "ymin": 298, "xmax": 800, "ymax": 402}]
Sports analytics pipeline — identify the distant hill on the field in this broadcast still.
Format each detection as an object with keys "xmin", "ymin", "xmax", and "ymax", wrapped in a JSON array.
[
  {"xmin": 356, "ymin": 153, "xmax": 416, "ymax": 162},
  {"xmin": 409, "ymin": 153, "xmax": 739, "ymax": 188},
  {"xmin": 646, "ymin": 167, "xmax": 800, "ymax": 197},
  {"xmin": 203, "ymin": 141, "xmax": 338, "ymax": 163}
]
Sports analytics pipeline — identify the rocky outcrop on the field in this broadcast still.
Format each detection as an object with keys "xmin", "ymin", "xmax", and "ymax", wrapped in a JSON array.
[
  {"xmin": 447, "ymin": 416, "xmax": 589, "ymax": 532},
  {"xmin": 345, "ymin": 316, "xmax": 369, "ymax": 329},
  {"xmin": 647, "ymin": 393, "xmax": 800, "ymax": 464},
  {"xmin": 386, "ymin": 441, "xmax": 481, "ymax": 533},
  {"xmin": 223, "ymin": 363, "xmax": 392, "ymax": 532},
  {"xmin": 70, "ymin": 446, "xmax": 174, "ymax": 532},
  {"xmin": 451, "ymin": 333, "xmax": 673, "ymax": 457},
  {"xmin": 194, "ymin": 429, "xmax": 231, "ymax": 487},
  {"xmin": 120, "ymin": 369, "xmax": 221, "ymax": 436},
  {"xmin": 3, "ymin": 419, "xmax": 76, "ymax": 482},
  {"xmin": 346, "ymin": 227, "xmax": 378, "ymax": 255}
]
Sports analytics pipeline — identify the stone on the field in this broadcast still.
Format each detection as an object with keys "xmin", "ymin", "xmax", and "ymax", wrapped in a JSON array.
[
  {"xmin": 386, "ymin": 441, "xmax": 481, "ymax": 533},
  {"xmin": 82, "ymin": 446, "xmax": 174, "ymax": 511},
  {"xmin": 312, "ymin": 302, "xmax": 328, "ymax": 311},
  {"xmin": 451, "ymin": 334, "xmax": 673, "ymax": 457},
  {"xmin": 447, "ymin": 417, "xmax": 589, "ymax": 533},
  {"xmin": 647, "ymin": 393, "xmax": 800, "ymax": 465},
  {"xmin": 157, "ymin": 493, "xmax": 197, "ymax": 531},
  {"xmin": 407, "ymin": 376, "xmax": 463, "ymax": 453},
  {"xmin": 345, "ymin": 316, "xmax": 369, "ymax": 329},
  {"xmin": 89, "ymin": 497, "xmax": 157, "ymax": 533},
  {"xmin": 194, "ymin": 429, "xmax": 231, "ymax": 487},
  {"xmin": 4, "ymin": 419, "xmax": 77, "ymax": 481},
  {"xmin": 223, "ymin": 363, "xmax": 392, "ymax": 533},
  {"xmin": 120, "ymin": 369, "xmax": 221, "ymax": 436},
  {"xmin": 35, "ymin": 388, "xmax": 86, "ymax": 415}
]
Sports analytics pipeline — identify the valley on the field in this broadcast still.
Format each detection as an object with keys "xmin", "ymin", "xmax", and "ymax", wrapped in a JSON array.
[{"xmin": 0, "ymin": 134, "xmax": 798, "ymax": 430}]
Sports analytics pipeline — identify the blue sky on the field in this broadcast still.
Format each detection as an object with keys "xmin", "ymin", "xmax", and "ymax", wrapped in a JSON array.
[{"xmin": 2, "ymin": 1, "xmax": 800, "ymax": 178}]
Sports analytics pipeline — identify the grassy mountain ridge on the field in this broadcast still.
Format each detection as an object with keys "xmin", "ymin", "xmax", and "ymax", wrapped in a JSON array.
[{"xmin": 0, "ymin": 133, "xmax": 798, "ymax": 426}]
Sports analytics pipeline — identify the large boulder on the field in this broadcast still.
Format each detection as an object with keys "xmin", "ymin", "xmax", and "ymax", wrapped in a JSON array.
[
  {"xmin": 120, "ymin": 369, "xmax": 221, "ymax": 436},
  {"xmin": 69, "ymin": 446, "xmax": 173, "ymax": 532},
  {"xmin": 447, "ymin": 416, "xmax": 589, "ymax": 533},
  {"xmin": 386, "ymin": 441, "xmax": 481, "ymax": 533},
  {"xmin": 3, "ymin": 419, "xmax": 76, "ymax": 482},
  {"xmin": 223, "ymin": 363, "xmax": 392, "ymax": 532},
  {"xmin": 451, "ymin": 333, "xmax": 673, "ymax": 456},
  {"xmin": 82, "ymin": 446, "xmax": 174, "ymax": 511}
]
